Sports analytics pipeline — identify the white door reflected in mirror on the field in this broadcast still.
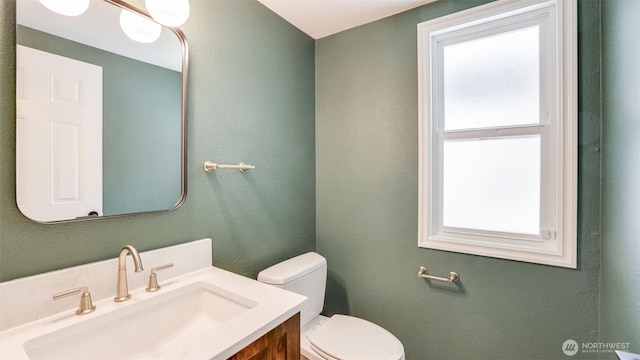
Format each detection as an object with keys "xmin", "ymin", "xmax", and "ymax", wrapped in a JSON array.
[{"xmin": 16, "ymin": 45, "xmax": 103, "ymax": 222}]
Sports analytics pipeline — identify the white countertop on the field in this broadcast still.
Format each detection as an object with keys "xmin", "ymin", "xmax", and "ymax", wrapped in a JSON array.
[
  {"xmin": 1, "ymin": 266, "xmax": 306, "ymax": 359},
  {"xmin": 0, "ymin": 239, "xmax": 306, "ymax": 359}
]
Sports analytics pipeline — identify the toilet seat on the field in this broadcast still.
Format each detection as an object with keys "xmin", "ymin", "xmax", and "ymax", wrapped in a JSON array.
[{"xmin": 306, "ymin": 315, "xmax": 404, "ymax": 360}]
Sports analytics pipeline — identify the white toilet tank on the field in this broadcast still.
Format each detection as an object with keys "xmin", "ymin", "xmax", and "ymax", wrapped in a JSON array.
[{"xmin": 257, "ymin": 252, "xmax": 327, "ymax": 327}]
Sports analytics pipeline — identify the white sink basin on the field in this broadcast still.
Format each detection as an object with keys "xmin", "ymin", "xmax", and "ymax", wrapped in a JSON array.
[
  {"xmin": 24, "ymin": 281, "xmax": 257, "ymax": 359},
  {"xmin": 1, "ymin": 241, "xmax": 306, "ymax": 360}
]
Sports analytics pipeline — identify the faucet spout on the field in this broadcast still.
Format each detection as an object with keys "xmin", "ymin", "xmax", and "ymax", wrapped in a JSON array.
[{"xmin": 114, "ymin": 245, "xmax": 144, "ymax": 302}]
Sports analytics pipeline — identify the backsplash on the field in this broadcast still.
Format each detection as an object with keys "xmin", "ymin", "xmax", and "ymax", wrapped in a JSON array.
[{"xmin": 0, "ymin": 239, "xmax": 212, "ymax": 331}]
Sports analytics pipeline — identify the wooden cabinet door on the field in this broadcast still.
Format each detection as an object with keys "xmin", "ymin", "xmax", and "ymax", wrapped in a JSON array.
[{"xmin": 229, "ymin": 313, "xmax": 300, "ymax": 360}]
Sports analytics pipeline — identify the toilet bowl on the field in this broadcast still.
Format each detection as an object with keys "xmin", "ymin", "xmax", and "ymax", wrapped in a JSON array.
[
  {"xmin": 258, "ymin": 252, "xmax": 405, "ymax": 360},
  {"xmin": 301, "ymin": 314, "xmax": 405, "ymax": 360}
]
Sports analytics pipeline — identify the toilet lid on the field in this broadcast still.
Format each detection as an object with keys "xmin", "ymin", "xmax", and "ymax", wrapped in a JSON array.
[{"xmin": 307, "ymin": 315, "xmax": 404, "ymax": 360}]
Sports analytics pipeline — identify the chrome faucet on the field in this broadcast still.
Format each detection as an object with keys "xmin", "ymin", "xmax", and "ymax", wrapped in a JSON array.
[{"xmin": 114, "ymin": 245, "xmax": 144, "ymax": 302}]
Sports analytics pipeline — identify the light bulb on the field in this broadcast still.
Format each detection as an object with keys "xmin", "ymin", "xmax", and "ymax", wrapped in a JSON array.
[
  {"xmin": 119, "ymin": 9, "xmax": 161, "ymax": 44},
  {"xmin": 38, "ymin": 0, "xmax": 90, "ymax": 16},
  {"xmin": 145, "ymin": 0, "xmax": 190, "ymax": 27}
]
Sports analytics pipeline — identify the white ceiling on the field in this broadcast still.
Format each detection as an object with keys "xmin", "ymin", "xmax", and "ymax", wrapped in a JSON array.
[{"xmin": 257, "ymin": 0, "xmax": 436, "ymax": 39}]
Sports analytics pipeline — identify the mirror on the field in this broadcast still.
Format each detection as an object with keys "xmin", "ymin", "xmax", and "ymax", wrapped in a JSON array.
[{"xmin": 15, "ymin": 0, "xmax": 188, "ymax": 223}]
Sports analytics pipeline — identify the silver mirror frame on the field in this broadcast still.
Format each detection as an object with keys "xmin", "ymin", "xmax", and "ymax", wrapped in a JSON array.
[{"xmin": 16, "ymin": 0, "xmax": 189, "ymax": 223}]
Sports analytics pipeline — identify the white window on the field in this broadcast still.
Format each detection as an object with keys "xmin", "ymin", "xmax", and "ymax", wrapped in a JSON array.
[{"xmin": 417, "ymin": 0, "xmax": 577, "ymax": 268}]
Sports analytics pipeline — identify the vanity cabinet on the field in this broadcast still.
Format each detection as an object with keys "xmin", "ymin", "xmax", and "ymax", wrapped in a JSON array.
[{"xmin": 229, "ymin": 313, "xmax": 300, "ymax": 360}]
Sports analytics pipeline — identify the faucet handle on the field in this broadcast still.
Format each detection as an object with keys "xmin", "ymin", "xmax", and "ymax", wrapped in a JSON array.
[
  {"xmin": 53, "ymin": 286, "xmax": 96, "ymax": 315},
  {"xmin": 146, "ymin": 263, "xmax": 174, "ymax": 292}
]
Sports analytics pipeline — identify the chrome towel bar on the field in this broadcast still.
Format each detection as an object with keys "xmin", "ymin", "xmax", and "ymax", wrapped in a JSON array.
[
  {"xmin": 417, "ymin": 266, "xmax": 460, "ymax": 283},
  {"xmin": 203, "ymin": 161, "xmax": 255, "ymax": 173}
]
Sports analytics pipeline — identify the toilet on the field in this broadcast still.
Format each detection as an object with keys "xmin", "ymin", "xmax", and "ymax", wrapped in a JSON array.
[{"xmin": 258, "ymin": 252, "xmax": 405, "ymax": 360}]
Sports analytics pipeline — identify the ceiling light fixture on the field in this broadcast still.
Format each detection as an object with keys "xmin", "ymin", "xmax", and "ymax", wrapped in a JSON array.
[
  {"xmin": 145, "ymin": 0, "xmax": 190, "ymax": 27},
  {"xmin": 38, "ymin": 0, "xmax": 90, "ymax": 16},
  {"xmin": 119, "ymin": 9, "xmax": 162, "ymax": 44}
]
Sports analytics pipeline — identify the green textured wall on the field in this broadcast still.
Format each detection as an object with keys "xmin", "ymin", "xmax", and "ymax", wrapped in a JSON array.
[
  {"xmin": 600, "ymin": 0, "xmax": 640, "ymax": 355},
  {"xmin": 0, "ymin": 0, "xmax": 315, "ymax": 281},
  {"xmin": 316, "ymin": 1, "xmax": 602, "ymax": 359},
  {"xmin": 17, "ymin": 25, "xmax": 183, "ymax": 215},
  {"xmin": 4, "ymin": 0, "xmax": 638, "ymax": 358}
]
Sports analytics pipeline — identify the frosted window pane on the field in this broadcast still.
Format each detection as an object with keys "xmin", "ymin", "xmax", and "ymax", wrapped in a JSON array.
[
  {"xmin": 442, "ymin": 135, "xmax": 540, "ymax": 235},
  {"xmin": 443, "ymin": 26, "xmax": 540, "ymax": 131}
]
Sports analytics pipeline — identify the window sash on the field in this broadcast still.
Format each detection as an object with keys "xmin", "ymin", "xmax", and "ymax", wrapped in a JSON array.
[
  {"xmin": 431, "ymin": 9, "xmax": 555, "ymax": 133},
  {"xmin": 436, "ymin": 133, "xmax": 545, "ymax": 240}
]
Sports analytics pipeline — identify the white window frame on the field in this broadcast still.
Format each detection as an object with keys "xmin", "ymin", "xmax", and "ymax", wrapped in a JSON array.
[{"xmin": 417, "ymin": 0, "xmax": 577, "ymax": 268}]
